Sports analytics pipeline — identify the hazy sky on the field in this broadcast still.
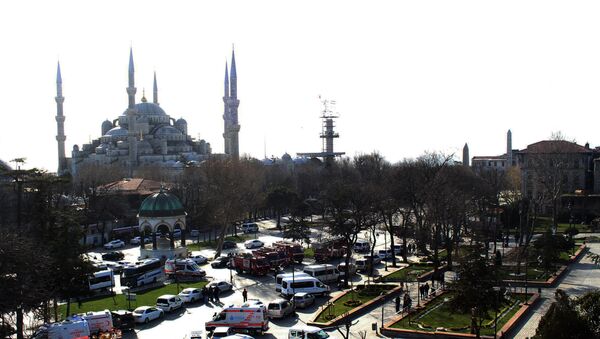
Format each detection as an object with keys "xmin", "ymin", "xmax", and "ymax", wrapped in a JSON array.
[{"xmin": 2, "ymin": 1, "xmax": 600, "ymax": 171}]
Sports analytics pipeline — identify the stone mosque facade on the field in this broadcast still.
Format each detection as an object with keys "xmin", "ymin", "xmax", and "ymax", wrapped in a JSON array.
[{"xmin": 55, "ymin": 48, "xmax": 241, "ymax": 176}]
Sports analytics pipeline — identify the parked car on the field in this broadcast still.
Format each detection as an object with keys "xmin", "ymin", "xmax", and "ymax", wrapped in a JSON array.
[
  {"xmin": 189, "ymin": 254, "xmax": 208, "ymax": 265},
  {"xmin": 130, "ymin": 236, "xmax": 151, "ymax": 245},
  {"xmin": 102, "ymin": 251, "xmax": 124, "ymax": 261},
  {"xmin": 178, "ymin": 288, "xmax": 203, "ymax": 303},
  {"xmin": 103, "ymin": 240, "xmax": 125, "ymax": 250},
  {"xmin": 221, "ymin": 335, "xmax": 255, "ymax": 339},
  {"xmin": 291, "ymin": 292, "xmax": 315, "ymax": 308},
  {"xmin": 190, "ymin": 230, "xmax": 200, "ymax": 238},
  {"xmin": 241, "ymin": 222, "xmax": 258, "ymax": 233},
  {"xmin": 211, "ymin": 327, "xmax": 235, "ymax": 339},
  {"xmin": 353, "ymin": 239, "xmax": 370, "ymax": 253},
  {"xmin": 223, "ymin": 240, "xmax": 237, "ymax": 249},
  {"xmin": 267, "ymin": 299, "xmax": 295, "ymax": 319},
  {"xmin": 173, "ymin": 229, "xmax": 182, "ymax": 239},
  {"xmin": 111, "ymin": 310, "xmax": 135, "ymax": 331},
  {"xmin": 377, "ymin": 249, "xmax": 395, "ymax": 260},
  {"xmin": 132, "ymin": 306, "xmax": 163, "ymax": 324},
  {"xmin": 337, "ymin": 262, "xmax": 357, "ymax": 277},
  {"xmin": 207, "ymin": 280, "xmax": 233, "ymax": 293},
  {"xmin": 211, "ymin": 256, "xmax": 231, "ymax": 269},
  {"xmin": 244, "ymin": 239, "xmax": 264, "ymax": 249},
  {"xmin": 392, "ymin": 244, "xmax": 404, "ymax": 256},
  {"xmin": 362, "ymin": 255, "xmax": 382, "ymax": 265},
  {"xmin": 156, "ymin": 294, "xmax": 184, "ymax": 312}
]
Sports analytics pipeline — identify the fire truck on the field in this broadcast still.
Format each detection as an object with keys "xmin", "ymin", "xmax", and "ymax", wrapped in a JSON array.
[
  {"xmin": 231, "ymin": 253, "xmax": 271, "ymax": 276},
  {"xmin": 255, "ymin": 247, "xmax": 289, "ymax": 269},
  {"xmin": 273, "ymin": 241, "xmax": 305, "ymax": 264},
  {"xmin": 313, "ymin": 238, "xmax": 347, "ymax": 263}
]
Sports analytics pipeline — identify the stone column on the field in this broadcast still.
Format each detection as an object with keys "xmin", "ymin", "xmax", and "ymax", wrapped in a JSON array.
[
  {"xmin": 169, "ymin": 231, "xmax": 175, "ymax": 249},
  {"xmin": 180, "ymin": 230, "xmax": 186, "ymax": 247},
  {"xmin": 152, "ymin": 232, "xmax": 157, "ymax": 250}
]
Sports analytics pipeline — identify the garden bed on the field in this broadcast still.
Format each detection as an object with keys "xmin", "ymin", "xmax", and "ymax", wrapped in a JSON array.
[
  {"xmin": 309, "ymin": 284, "xmax": 402, "ymax": 327},
  {"xmin": 383, "ymin": 291, "xmax": 539, "ymax": 338},
  {"xmin": 59, "ymin": 281, "xmax": 208, "ymax": 319}
]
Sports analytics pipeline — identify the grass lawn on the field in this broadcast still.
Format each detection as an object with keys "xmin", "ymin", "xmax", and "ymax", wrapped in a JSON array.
[
  {"xmin": 391, "ymin": 293, "xmax": 528, "ymax": 336},
  {"xmin": 382, "ymin": 264, "xmax": 435, "ymax": 282},
  {"xmin": 314, "ymin": 284, "xmax": 396, "ymax": 323},
  {"xmin": 498, "ymin": 265, "xmax": 552, "ymax": 281},
  {"xmin": 533, "ymin": 217, "xmax": 592, "ymax": 233},
  {"xmin": 187, "ymin": 235, "xmax": 251, "ymax": 251},
  {"xmin": 59, "ymin": 281, "xmax": 208, "ymax": 319}
]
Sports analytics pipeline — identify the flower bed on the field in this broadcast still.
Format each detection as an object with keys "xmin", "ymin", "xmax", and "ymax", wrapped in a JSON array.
[{"xmin": 380, "ymin": 263, "xmax": 435, "ymax": 282}]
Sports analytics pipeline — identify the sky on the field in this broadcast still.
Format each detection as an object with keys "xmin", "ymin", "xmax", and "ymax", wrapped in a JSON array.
[{"xmin": 2, "ymin": 1, "xmax": 600, "ymax": 171}]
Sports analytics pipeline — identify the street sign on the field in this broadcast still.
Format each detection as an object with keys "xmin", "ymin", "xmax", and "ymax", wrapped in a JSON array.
[{"xmin": 126, "ymin": 293, "xmax": 137, "ymax": 301}]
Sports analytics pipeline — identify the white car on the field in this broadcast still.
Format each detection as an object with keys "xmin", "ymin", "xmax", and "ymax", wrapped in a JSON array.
[
  {"xmin": 103, "ymin": 240, "xmax": 125, "ymax": 249},
  {"xmin": 178, "ymin": 288, "xmax": 203, "ymax": 303},
  {"xmin": 189, "ymin": 254, "xmax": 208, "ymax": 265},
  {"xmin": 130, "ymin": 236, "xmax": 151, "ymax": 245},
  {"xmin": 207, "ymin": 280, "xmax": 233, "ymax": 293},
  {"xmin": 156, "ymin": 294, "xmax": 184, "ymax": 312},
  {"xmin": 221, "ymin": 335, "xmax": 255, "ymax": 339},
  {"xmin": 244, "ymin": 239, "xmax": 264, "ymax": 249},
  {"xmin": 132, "ymin": 306, "xmax": 163, "ymax": 324}
]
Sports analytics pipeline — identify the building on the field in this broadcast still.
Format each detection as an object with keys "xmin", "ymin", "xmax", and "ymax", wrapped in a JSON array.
[
  {"xmin": 471, "ymin": 130, "xmax": 518, "ymax": 174},
  {"xmin": 55, "ymin": 48, "xmax": 241, "ymax": 176}
]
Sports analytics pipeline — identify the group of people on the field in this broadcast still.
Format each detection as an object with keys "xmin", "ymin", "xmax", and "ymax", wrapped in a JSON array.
[{"xmin": 201, "ymin": 285, "xmax": 221, "ymax": 303}]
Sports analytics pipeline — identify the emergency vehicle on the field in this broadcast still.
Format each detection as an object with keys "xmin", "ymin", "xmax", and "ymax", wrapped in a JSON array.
[
  {"xmin": 164, "ymin": 259, "xmax": 206, "ymax": 279},
  {"xmin": 204, "ymin": 304, "xmax": 269, "ymax": 335},
  {"xmin": 273, "ymin": 241, "xmax": 305, "ymax": 263},
  {"xmin": 230, "ymin": 253, "xmax": 271, "ymax": 276},
  {"xmin": 33, "ymin": 319, "xmax": 90, "ymax": 339}
]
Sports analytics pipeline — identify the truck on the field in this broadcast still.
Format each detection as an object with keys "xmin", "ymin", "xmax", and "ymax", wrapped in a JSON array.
[
  {"xmin": 254, "ymin": 247, "xmax": 289, "ymax": 269},
  {"xmin": 273, "ymin": 241, "xmax": 305, "ymax": 264},
  {"xmin": 230, "ymin": 253, "xmax": 271, "ymax": 276},
  {"xmin": 313, "ymin": 238, "xmax": 346, "ymax": 263},
  {"xmin": 205, "ymin": 304, "xmax": 269, "ymax": 335}
]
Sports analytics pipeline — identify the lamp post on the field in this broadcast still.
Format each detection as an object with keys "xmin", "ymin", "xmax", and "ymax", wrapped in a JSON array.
[
  {"xmin": 384, "ymin": 229, "xmax": 388, "ymax": 272},
  {"xmin": 493, "ymin": 286, "xmax": 501, "ymax": 339},
  {"xmin": 380, "ymin": 291, "xmax": 386, "ymax": 331}
]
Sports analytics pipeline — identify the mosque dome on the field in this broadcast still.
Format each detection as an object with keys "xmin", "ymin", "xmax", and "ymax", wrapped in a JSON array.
[
  {"xmin": 0, "ymin": 159, "xmax": 11, "ymax": 171},
  {"xmin": 105, "ymin": 126, "xmax": 129, "ymax": 137},
  {"xmin": 131, "ymin": 102, "xmax": 166, "ymax": 116},
  {"xmin": 101, "ymin": 120, "xmax": 113, "ymax": 136},
  {"xmin": 282, "ymin": 153, "xmax": 292, "ymax": 161},
  {"xmin": 139, "ymin": 190, "xmax": 186, "ymax": 217}
]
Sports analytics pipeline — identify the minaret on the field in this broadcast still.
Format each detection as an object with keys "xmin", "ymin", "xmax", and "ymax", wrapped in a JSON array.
[
  {"xmin": 126, "ymin": 48, "xmax": 138, "ymax": 176},
  {"xmin": 223, "ymin": 47, "xmax": 241, "ymax": 160},
  {"xmin": 55, "ymin": 61, "xmax": 67, "ymax": 174},
  {"xmin": 222, "ymin": 62, "xmax": 230, "ymax": 155},
  {"xmin": 507, "ymin": 129, "xmax": 513, "ymax": 166},
  {"xmin": 462, "ymin": 143, "xmax": 469, "ymax": 167},
  {"xmin": 153, "ymin": 71, "xmax": 159, "ymax": 105}
]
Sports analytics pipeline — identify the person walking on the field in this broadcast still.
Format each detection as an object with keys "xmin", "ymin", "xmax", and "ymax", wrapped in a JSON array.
[
  {"xmin": 242, "ymin": 288, "xmax": 248, "ymax": 302},
  {"xmin": 395, "ymin": 295, "xmax": 401, "ymax": 313},
  {"xmin": 207, "ymin": 285, "xmax": 213, "ymax": 302},
  {"xmin": 201, "ymin": 286, "xmax": 208, "ymax": 303},
  {"xmin": 214, "ymin": 286, "xmax": 220, "ymax": 303}
]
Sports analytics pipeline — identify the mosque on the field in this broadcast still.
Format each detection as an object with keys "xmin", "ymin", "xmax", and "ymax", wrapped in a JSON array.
[{"xmin": 55, "ymin": 48, "xmax": 241, "ymax": 176}]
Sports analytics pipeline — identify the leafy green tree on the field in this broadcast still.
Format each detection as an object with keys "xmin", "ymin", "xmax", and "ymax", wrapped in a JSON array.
[
  {"xmin": 576, "ymin": 290, "xmax": 600, "ymax": 336},
  {"xmin": 535, "ymin": 289, "xmax": 594, "ymax": 339},
  {"xmin": 532, "ymin": 231, "xmax": 570, "ymax": 273}
]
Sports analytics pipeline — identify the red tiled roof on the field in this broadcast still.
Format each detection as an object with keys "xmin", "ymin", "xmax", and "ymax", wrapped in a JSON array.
[{"xmin": 521, "ymin": 140, "xmax": 590, "ymax": 154}]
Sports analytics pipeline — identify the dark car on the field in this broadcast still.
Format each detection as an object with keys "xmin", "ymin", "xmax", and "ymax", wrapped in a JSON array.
[
  {"xmin": 222, "ymin": 240, "xmax": 237, "ymax": 249},
  {"xmin": 211, "ymin": 256, "xmax": 231, "ymax": 268},
  {"xmin": 111, "ymin": 310, "xmax": 135, "ymax": 331},
  {"xmin": 102, "ymin": 251, "xmax": 125, "ymax": 261}
]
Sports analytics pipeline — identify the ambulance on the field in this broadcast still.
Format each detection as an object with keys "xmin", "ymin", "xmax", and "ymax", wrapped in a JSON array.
[
  {"xmin": 204, "ymin": 304, "xmax": 269, "ymax": 335},
  {"xmin": 33, "ymin": 318, "xmax": 90, "ymax": 339}
]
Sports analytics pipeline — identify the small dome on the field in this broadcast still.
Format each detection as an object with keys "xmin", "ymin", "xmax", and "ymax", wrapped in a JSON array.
[
  {"xmin": 105, "ymin": 127, "xmax": 128, "ymax": 137},
  {"xmin": 102, "ymin": 120, "xmax": 113, "ymax": 129},
  {"xmin": 175, "ymin": 118, "xmax": 187, "ymax": 125},
  {"xmin": 0, "ymin": 159, "xmax": 11, "ymax": 171},
  {"xmin": 282, "ymin": 153, "xmax": 292, "ymax": 161},
  {"xmin": 139, "ymin": 190, "xmax": 185, "ymax": 217},
  {"xmin": 130, "ymin": 102, "xmax": 166, "ymax": 116}
]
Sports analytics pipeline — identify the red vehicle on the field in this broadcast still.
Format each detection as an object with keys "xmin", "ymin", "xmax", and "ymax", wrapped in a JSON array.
[
  {"xmin": 273, "ymin": 241, "xmax": 304, "ymax": 264},
  {"xmin": 255, "ymin": 247, "xmax": 289, "ymax": 269},
  {"xmin": 231, "ymin": 253, "xmax": 271, "ymax": 276},
  {"xmin": 313, "ymin": 238, "xmax": 347, "ymax": 263}
]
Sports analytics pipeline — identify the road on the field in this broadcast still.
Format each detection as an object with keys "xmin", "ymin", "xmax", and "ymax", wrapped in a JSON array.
[{"xmin": 87, "ymin": 219, "xmax": 407, "ymax": 339}]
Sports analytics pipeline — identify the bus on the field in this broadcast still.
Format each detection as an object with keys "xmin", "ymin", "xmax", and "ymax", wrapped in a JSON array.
[
  {"xmin": 89, "ymin": 269, "xmax": 115, "ymax": 292},
  {"xmin": 121, "ymin": 258, "xmax": 165, "ymax": 287}
]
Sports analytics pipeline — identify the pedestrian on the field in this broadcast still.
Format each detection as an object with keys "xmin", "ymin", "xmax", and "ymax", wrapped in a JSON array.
[
  {"xmin": 242, "ymin": 288, "xmax": 248, "ymax": 302},
  {"xmin": 425, "ymin": 282, "xmax": 430, "ymax": 298},
  {"xmin": 403, "ymin": 293, "xmax": 409, "ymax": 312},
  {"xmin": 214, "ymin": 286, "xmax": 220, "ymax": 303},
  {"xmin": 201, "ymin": 286, "xmax": 208, "ymax": 303},
  {"xmin": 395, "ymin": 295, "xmax": 401, "ymax": 313},
  {"xmin": 207, "ymin": 285, "xmax": 213, "ymax": 302}
]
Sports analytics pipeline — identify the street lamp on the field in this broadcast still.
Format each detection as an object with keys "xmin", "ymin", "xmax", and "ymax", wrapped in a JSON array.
[
  {"xmin": 493, "ymin": 286, "xmax": 501, "ymax": 339},
  {"xmin": 380, "ymin": 291, "xmax": 386, "ymax": 331},
  {"xmin": 384, "ymin": 229, "xmax": 388, "ymax": 272}
]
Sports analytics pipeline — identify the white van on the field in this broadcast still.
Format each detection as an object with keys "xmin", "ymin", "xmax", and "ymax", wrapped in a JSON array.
[
  {"xmin": 241, "ymin": 222, "xmax": 259, "ymax": 233},
  {"xmin": 275, "ymin": 272, "xmax": 310, "ymax": 292},
  {"xmin": 353, "ymin": 239, "xmax": 370, "ymax": 253},
  {"xmin": 33, "ymin": 319, "xmax": 91, "ymax": 339},
  {"xmin": 280, "ymin": 277, "xmax": 330, "ymax": 298},
  {"xmin": 80, "ymin": 310, "xmax": 113, "ymax": 334},
  {"xmin": 288, "ymin": 325, "xmax": 330, "ymax": 339},
  {"xmin": 205, "ymin": 304, "xmax": 269, "ymax": 335},
  {"xmin": 267, "ymin": 299, "xmax": 295, "ymax": 319},
  {"xmin": 302, "ymin": 264, "xmax": 340, "ymax": 283}
]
